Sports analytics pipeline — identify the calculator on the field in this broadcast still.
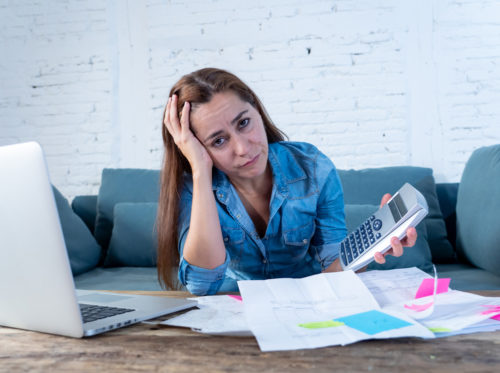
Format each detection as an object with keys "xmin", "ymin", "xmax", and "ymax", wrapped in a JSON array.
[{"xmin": 340, "ymin": 183, "xmax": 429, "ymax": 272}]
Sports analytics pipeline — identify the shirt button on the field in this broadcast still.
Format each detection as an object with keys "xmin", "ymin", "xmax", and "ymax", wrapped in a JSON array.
[
  {"xmin": 262, "ymin": 259, "xmax": 267, "ymax": 264},
  {"xmin": 236, "ymin": 214, "xmax": 241, "ymax": 219},
  {"xmin": 224, "ymin": 237, "xmax": 228, "ymax": 242},
  {"xmin": 218, "ymin": 193, "xmax": 223, "ymax": 198},
  {"xmin": 303, "ymin": 239, "xmax": 308, "ymax": 244}
]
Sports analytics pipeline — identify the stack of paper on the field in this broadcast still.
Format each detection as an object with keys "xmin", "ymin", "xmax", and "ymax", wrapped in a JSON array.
[
  {"xmin": 237, "ymin": 270, "xmax": 433, "ymax": 351},
  {"xmin": 161, "ymin": 294, "xmax": 250, "ymax": 336},
  {"xmin": 161, "ymin": 267, "xmax": 500, "ymax": 351},
  {"xmin": 359, "ymin": 268, "xmax": 500, "ymax": 337}
]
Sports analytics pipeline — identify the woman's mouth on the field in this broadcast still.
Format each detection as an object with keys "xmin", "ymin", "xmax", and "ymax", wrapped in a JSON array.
[{"xmin": 240, "ymin": 154, "xmax": 259, "ymax": 168}]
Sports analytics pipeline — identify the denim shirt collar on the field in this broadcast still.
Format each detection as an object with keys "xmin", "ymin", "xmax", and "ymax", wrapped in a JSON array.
[{"xmin": 212, "ymin": 141, "xmax": 307, "ymax": 200}]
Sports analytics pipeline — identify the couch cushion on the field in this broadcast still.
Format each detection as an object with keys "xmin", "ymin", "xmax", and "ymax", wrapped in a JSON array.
[
  {"xmin": 71, "ymin": 195, "xmax": 98, "ymax": 234},
  {"xmin": 74, "ymin": 267, "xmax": 165, "ymax": 291},
  {"xmin": 104, "ymin": 202, "xmax": 158, "ymax": 267},
  {"xmin": 456, "ymin": 144, "xmax": 500, "ymax": 275},
  {"xmin": 338, "ymin": 166, "xmax": 454, "ymax": 263},
  {"xmin": 52, "ymin": 186, "xmax": 102, "ymax": 276},
  {"xmin": 436, "ymin": 263, "xmax": 500, "ymax": 291},
  {"xmin": 94, "ymin": 169, "xmax": 160, "ymax": 255},
  {"xmin": 345, "ymin": 204, "xmax": 433, "ymax": 273},
  {"xmin": 436, "ymin": 183, "xmax": 459, "ymax": 252}
]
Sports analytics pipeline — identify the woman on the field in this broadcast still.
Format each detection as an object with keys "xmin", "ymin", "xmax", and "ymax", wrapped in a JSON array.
[{"xmin": 157, "ymin": 68, "xmax": 416, "ymax": 295}]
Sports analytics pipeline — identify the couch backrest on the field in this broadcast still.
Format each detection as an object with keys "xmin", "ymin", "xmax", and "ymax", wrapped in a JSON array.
[
  {"xmin": 71, "ymin": 167, "xmax": 459, "ymax": 269},
  {"xmin": 338, "ymin": 166, "xmax": 455, "ymax": 263}
]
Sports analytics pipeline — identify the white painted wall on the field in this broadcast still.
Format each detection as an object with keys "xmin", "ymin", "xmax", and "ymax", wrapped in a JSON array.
[{"xmin": 1, "ymin": 0, "xmax": 499, "ymax": 200}]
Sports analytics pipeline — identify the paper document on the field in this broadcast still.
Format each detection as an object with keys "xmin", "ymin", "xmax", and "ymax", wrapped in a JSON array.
[
  {"xmin": 161, "ymin": 267, "xmax": 500, "ymax": 351},
  {"xmin": 397, "ymin": 291, "xmax": 500, "ymax": 333},
  {"xmin": 359, "ymin": 267, "xmax": 500, "ymax": 336},
  {"xmin": 238, "ymin": 271, "xmax": 433, "ymax": 351},
  {"xmin": 358, "ymin": 267, "xmax": 434, "ymax": 307},
  {"xmin": 161, "ymin": 295, "xmax": 251, "ymax": 336}
]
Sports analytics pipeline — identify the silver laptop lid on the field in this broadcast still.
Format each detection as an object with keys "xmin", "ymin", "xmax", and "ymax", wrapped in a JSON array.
[{"xmin": 0, "ymin": 142, "xmax": 85, "ymax": 337}]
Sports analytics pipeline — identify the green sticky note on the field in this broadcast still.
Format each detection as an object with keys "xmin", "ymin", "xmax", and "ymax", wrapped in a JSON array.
[
  {"xmin": 298, "ymin": 320, "xmax": 344, "ymax": 329},
  {"xmin": 429, "ymin": 327, "xmax": 452, "ymax": 333}
]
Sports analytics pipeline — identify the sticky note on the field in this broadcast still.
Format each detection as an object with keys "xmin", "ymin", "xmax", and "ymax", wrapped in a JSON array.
[
  {"xmin": 481, "ymin": 305, "xmax": 500, "ymax": 318},
  {"xmin": 429, "ymin": 327, "xmax": 452, "ymax": 333},
  {"xmin": 415, "ymin": 278, "xmax": 450, "ymax": 299},
  {"xmin": 481, "ymin": 308, "xmax": 500, "ymax": 315},
  {"xmin": 298, "ymin": 320, "xmax": 344, "ymax": 329},
  {"xmin": 335, "ymin": 310, "xmax": 412, "ymax": 335},
  {"xmin": 228, "ymin": 295, "xmax": 242, "ymax": 302},
  {"xmin": 404, "ymin": 301, "xmax": 433, "ymax": 312}
]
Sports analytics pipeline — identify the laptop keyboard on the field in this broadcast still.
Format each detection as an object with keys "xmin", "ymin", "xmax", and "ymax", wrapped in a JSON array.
[{"xmin": 79, "ymin": 303, "xmax": 135, "ymax": 323}]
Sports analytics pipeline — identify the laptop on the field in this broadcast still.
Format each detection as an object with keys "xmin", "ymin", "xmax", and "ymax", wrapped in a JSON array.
[{"xmin": 0, "ymin": 141, "xmax": 196, "ymax": 337}]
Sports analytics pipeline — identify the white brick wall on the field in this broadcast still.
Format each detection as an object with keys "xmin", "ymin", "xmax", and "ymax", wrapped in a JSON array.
[{"xmin": 1, "ymin": 0, "xmax": 499, "ymax": 200}]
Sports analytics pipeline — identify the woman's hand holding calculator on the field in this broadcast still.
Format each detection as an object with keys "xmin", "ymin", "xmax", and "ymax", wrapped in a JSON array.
[{"xmin": 372, "ymin": 193, "xmax": 418, "ymax": 265}]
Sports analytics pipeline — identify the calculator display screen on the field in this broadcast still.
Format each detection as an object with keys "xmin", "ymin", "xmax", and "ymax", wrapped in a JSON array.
[{"xmin": 388, "ymin": 193, "xmax": 408, "ymax": 222}]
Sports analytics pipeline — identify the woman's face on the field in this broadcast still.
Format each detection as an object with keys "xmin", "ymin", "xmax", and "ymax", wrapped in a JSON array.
[{"xmin": 190, "ymin": 91, "xmax": 269, "ymax": 183}]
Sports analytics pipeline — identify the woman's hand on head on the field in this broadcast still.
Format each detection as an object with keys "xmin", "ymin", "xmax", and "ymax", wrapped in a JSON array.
[
  {"xmin": 373, "ymin": 193, "xmax": 418, "ymax": 264},
  {"xmin": 164, "ymin": 95, "xmax": 213, "ymax": 176}
]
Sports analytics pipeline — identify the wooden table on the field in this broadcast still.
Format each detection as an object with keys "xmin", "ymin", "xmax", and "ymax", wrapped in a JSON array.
[{"xmin": 1, "ymin": 291, "xmax": 500, "ymax": 372}]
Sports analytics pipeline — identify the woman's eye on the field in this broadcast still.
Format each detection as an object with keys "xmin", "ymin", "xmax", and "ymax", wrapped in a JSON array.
[
  {"xmin": 239, "ymin": 118, "xmax": 250, "ymax": 128},
  {"xmin": 213, "ymin": 137, "xmax": 226, "ymax": 147}
]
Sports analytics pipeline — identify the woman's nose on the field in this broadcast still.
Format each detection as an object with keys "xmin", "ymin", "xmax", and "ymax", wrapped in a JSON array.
[{"xmin": 232, "ymin": 134, "xmax": 249, "ymax": 156}]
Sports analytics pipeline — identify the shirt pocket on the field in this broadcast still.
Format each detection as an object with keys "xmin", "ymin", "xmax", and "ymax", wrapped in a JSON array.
[
  {"xmin": 221, "ymin": 227, "xmax": 245, "ymax": 263},
  {"xmin": 282, "ymin": 221, "xmax": 316, "ymax": 260}
]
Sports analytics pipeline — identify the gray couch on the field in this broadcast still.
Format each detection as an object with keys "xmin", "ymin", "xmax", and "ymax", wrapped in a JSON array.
[{"xmin": 55, "ymin": 144, "xmax": 500, "ymax": 292}]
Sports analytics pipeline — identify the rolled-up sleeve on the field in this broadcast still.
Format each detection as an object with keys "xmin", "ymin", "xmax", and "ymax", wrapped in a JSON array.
[
  {"xmin": 310, "ymin": 166, "xmax": 348, "ymax": 271},
  {"xmin": 176, "ymin": 186, "xmax": 229, "ymax": 295}
]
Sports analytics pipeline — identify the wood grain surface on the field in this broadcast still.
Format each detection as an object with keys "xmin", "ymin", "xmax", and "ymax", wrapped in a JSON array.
[{"xmin": 1, "ymin": 290, "xmax": 499, "ymax": 372}]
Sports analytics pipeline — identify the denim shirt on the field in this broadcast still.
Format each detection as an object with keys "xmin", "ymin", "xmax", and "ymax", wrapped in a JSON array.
[{"xmin": 177, "ymin": 141, "xmax": 347, "ymax": 295}]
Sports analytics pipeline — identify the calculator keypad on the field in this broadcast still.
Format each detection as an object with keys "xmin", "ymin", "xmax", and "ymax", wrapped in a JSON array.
[{"xmin": 341, "ymin": 216, "xmax": 383, "ymax": 265}]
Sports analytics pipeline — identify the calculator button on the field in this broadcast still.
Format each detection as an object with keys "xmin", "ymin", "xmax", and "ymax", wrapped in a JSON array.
[
  {"xmin": 341, "ymin": 243, "xmax": 348, "ymax": 264},
  {"xmin": 346, "ymin": 247, "xmax": 353, "ymax": 263},
  {"xmin": 370, "ymin": 215, "xmax": 375, "ymax": 221},
  {"xmin": 376, "ymin": 233, "xmax": 381, "ymax": 239},
  {"xmin": 373, "ymin": 219, "xmax": 383, "ymax": 231}
]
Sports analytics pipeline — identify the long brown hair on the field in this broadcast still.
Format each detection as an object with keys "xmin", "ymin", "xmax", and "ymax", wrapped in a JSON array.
[{"xmin": 157, "ymin": 68, "xmax": 287, "ymax": 289}]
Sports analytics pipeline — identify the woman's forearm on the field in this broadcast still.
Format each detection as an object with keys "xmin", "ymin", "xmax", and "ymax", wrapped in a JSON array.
[
  {"xmin": 182, "ymin": 170, "xmax": 226, "ymax": 269},
  {"xmin": 323, "ymin": 258, "xmax": 343, "ymax": 272}
]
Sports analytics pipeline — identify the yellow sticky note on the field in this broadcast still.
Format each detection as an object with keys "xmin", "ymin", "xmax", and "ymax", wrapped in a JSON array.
[
  {"xmin": 298, "ymin": 320, "xmax": 344, "ymax": 329},
  {"xmin": 429, "ymin": 327, "xmax": 452, "ymax": 333}
]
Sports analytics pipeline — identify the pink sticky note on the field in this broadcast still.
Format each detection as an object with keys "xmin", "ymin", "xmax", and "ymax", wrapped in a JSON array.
[
  {"xmin": 404, "ymin": 301, "xmax": 433, "ymax": 312},
  {"xmin": 481, "ymin": 308, "xmax": 500, "ymax": 315},
  {"xmin": 228, "ymin": 295, "xmax": 242, "ymax": 302},
  {"xmin": 481, "ymin": 305, "xmax": 500, "ymax": 316},
  {"xmin": 415, "ymin": 278, "xmax": 451, "ymax": 299}
]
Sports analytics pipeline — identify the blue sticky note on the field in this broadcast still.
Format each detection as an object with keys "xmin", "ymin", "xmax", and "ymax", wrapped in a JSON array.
[{"xmin": 335, "ymin": 310, "xmax": 412, "ymax": 335}]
